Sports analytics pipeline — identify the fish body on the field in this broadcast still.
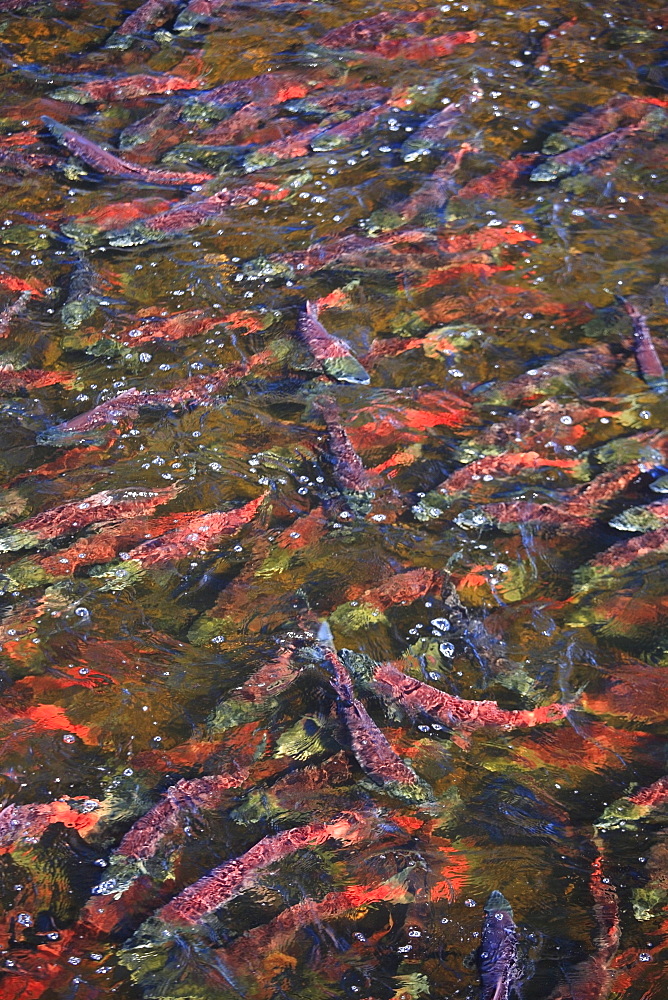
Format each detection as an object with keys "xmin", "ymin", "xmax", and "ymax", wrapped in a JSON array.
[
  {"xmin": 622, "ymin": 299, "xmax": 665, "ymax": 384},
  {"xmin": 106, "ymin": 0, "xmax": 178, "ymax": 47},
  {"xmin": 42, "ymin": 116, "xmax": 214, "ymax": 186},
  {"xmin": 117, "ymin": 770, "xmax": 249, "ymax": 862},
  {"xmin": 478, "ymin": 891, "xmax": 520, "ymax": 1000},
  {"xmin": 39, "ymin": 354, "xmax": 267, "ymax": 445},
  {"xmin": 60, "ymin": 249, "xmax": 104, "ymax": 329},
  {"xmin": 369, "ymin": 660, "xmax": 569, "ymax": 731},
  {"xmin": 0, "ymin": 289, "xmax": 31, "ymax": 337},
  {"xmin": 310, "ymin": 101, "xmax": 389, "ymax": 151},
  {"xmin": 319, "ymin": 642, "xmax": 429, "ymax": 802},
  {"xmin": 298, "ymin": 301, "xmax": 369, "ymax": 384},
  {"xmin": 107, "ymin": 181, "xmax": 288, "ymax": 245},
  {"xmin": 0, "ymin": 364, "xmax": 74, "ymax": 393},
  {"xmin": 0, "ymin": 485, "xmax": 181, "ymax": 552},
  {"xmin": 52, "ymin": 72, "xmax": 204, "ymax": 104},
  {"xmin": 532, "ymin": 16, "xmax": 579, "ymax": 69},
  {"xmin": 452, "ymin": 153, "xmax": 541, "ymax": 201},
  {"xmin": 315, "ymin": 396, "xmax": 373, "ymax": 492},
  {"xmin": 372, "ymin": 30, "xmax": 477, "ymax": 60},
  {"xmin": 531, "ymin": 126, "xmax": 639, "ymax": 181},
  {"xmin": 124, "ymin": 495, "xmax": 266, "ymax": 568},
  {"xmin": 318, "ymin": 9, "xmax": 441, "ymax": 50},
  {"xmin": 157, "ymin": 811, "xmax": 372, "ymax": 923},
  {"xmin": 543, "ymin": 94, "xmax": 654, "ymax": 153},
  {"xmin": 0, "ymin": 797, "xmax": 102, "ymax": 854}
]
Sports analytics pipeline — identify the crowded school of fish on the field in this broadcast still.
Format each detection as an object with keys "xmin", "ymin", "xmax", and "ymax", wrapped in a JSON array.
[{"xmin": 0, "ymin": 0, "xmax": 667, "ymax": 997}]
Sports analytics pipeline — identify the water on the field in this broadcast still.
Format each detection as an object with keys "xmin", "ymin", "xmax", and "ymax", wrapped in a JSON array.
[{"xmin": 0, "ymin": 0, "xmax": 667, "ymax": 997}]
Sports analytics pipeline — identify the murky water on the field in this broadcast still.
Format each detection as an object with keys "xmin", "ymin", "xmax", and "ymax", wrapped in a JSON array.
[{"xmin": 0, "ymin": 1, "xmax": 667, "ymax": 997}]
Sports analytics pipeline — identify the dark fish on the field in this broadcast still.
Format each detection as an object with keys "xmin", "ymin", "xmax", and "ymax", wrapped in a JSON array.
[
  {"xmin": 222, "ymin": 877, "xmax": 409, "ymax": 971},
  {"xmin": 314, "ymin": 395, "xmax": 373, "ymax": 492},
  {"xmin": 400, "ymin": 100, "xmax": 465, "ymax": 162},
  {"xmin": 318, "ymin": 626, "xmax": 429, "ymax": 802},
  {"xmin": 370, "ymin": 31, "xmax": 477, "ymax": 61},
  {"xmin": 0, "ymin": 289, "xmax": 31, "ymax": 338},
  {"xmin": 41, "ymin": 116, "xmax": 215, "ymax": 186},
  {"xmin": 542, "ymin": 94, "xmax": 655, "ymax": 153},
  {"xmin": 60, "ymin": 249, "xmax": 104, "ymax": 330},
  {"xmin": 298, "ymin": 301, "xmax": 369, "ymax": 384},
  {"xmin": 310, "ymin": 101, "xmax": 390, "ymax": 152},
  {"xmin": 0, "ymin": 0, "xmax": 39, "ymax": 9},
  {"xmin": 488, "ymin": 344, "xmax": 621, "ymax": 404},
  {"xmin": 118, "ymin": 103, "xmax": 183, "ymax": 152},
  {"xmin": 477, "ymin": 891, "xmax": 520, "ymax": 1000},
  {"xmin": 106, "ymin": 0, "xmax": 179, "ymax": 48},
  {"xmin": 392, "ymin": 143, "xmax": 473, "ymax": 222},
  {"xmin": 318, "ymin": 8, "xmax": 442, "ymax": 50},
  {"xmin": 38, "ymin": 353, "xmax": 270, "ymax": 445},
  {"xmin": 482, "ymin": 458, "xmax": 658, "ymax": 532},
  {"xmin": 622, "ymin": 298, "xmax": 665, "ymax": 384},
  {"xmin": 530, "ymin": 125, "xmax": 640, "ymax": 181},
  {"xmin": 116, "ymin": 769, "xmax": 249, "ymax": 862},
  {"xmin": 532, "ymin": 16, "xmax": 579, "ymax": 69},
  {"xmin": 451, "ymin": 152, "xmax": 541, "ymax": 201},
  {"xmin": 157, "ymin": 811, "xmax": 373, "ymax": 924}
]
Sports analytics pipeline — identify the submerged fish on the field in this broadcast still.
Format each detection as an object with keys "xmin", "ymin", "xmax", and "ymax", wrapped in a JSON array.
[
  {"xmin": 622, "ymin": 298, "xmax": 665, "ymax": 385},
  {"xmin": 530, "ymin": 125, "xmax": 641, "ymax": 181},
  {"xmin": 0, "ymin": 364, "xmax": 74, "ymax": 393},
  {"xmin": 361, "ymin": 659, "xmax": 569, "ymax": 732},
  {"xmin": 318, "ymin": 629, "xmax": 430, "ymax": 802},
  {"xmin": 0, "ymin": 289, "xmax": 31, "ymax": 337},
  {"xmin": 477, "ymin": 891, "xmax": 520, "ymax": 1000},
  {"xmin": 0, "ymin": 484, "xmax": 181, "ymax": 553},
  {"xmin": 157, "ymin": 810, "xmax": 374, "ymax": 924},
  {"xmin": 107, "ymin": 181, "xmax": 289, "ymax": 245},
  {"xmin": 52, "ymin": 71, "xmax": 205, "ymax": 104},
  {"xmin": 542, "ymin": 93, "xmax": 655, "ymax": 153},
  {"xmin": 38, "ymin": 353, "xmax": 269, "ymax": 445},
  {"xmin": 42, "ymin": 116, "xmax": 215, "ymax": 186},
  {"xmin": 298, "ymin": 300, "xmax": 369, "ymax": 384},
  {"xmin": 371, "ymin": 30, "xmax": 477, "ymax": 61},
  {"xmin": 116, "ymin": 769, "xmax": 250, "ymax": 863},
  {"xmin": 0, "ymin": 797, "xmax": 103, "ymax": 854},
  {"xmin": 106, "ymin": 0, "xmax": 179, "ymax": 48},
  {"xmin": 317, "ymin": 8, "xmax": 442, "ymax": 50},
  {"xmin": 314, "ymin": 395, "xmax": 373, "ymax": 493}
]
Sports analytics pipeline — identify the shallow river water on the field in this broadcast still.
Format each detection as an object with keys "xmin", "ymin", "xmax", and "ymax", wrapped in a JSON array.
[{"xmin": 0, "ymin": 1, "xmax": 667, "ymax": 998}]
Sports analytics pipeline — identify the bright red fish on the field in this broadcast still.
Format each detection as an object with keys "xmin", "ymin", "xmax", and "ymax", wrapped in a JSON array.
[
  {"xmin": 0, "ymin": 484, "xmax": 181, "ymax": 552},
  {"xmin": 125, "ymin": 494, "xmax": 266, "ymax": 568},
  {"xmin": 369, "ymin": 660, "xmax": 569, "ymax": 731},
  {"xmin": 0, "ymin": 364, "xmax": 75, "ymax": 393},
  {"xmin": 107, "ymin": 181, "xmax": 289, "ymax": 245},
  {"xmin": 53, "ymin": 72, "xmax": 206, "ymax": 104}
]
